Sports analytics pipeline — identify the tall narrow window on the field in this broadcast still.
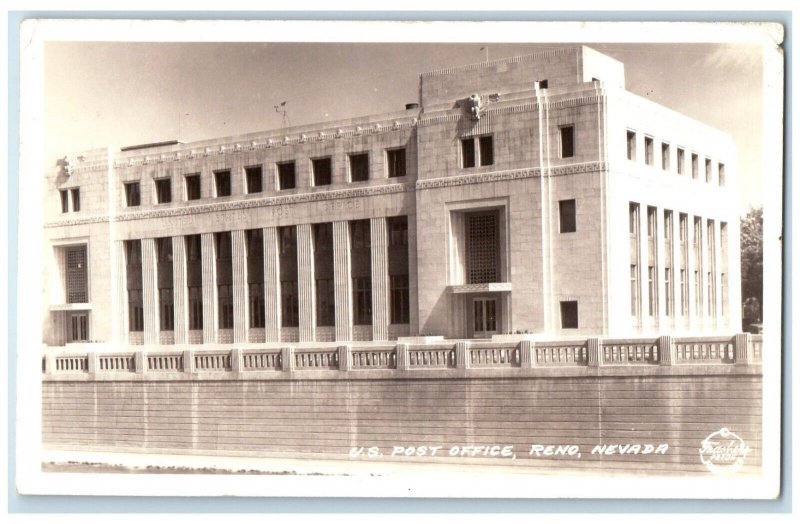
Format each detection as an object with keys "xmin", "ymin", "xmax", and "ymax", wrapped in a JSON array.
[
  {"xmin": 125, "ymin": 182, "xmax": 141, "ymax": 207},
  {"xmin": 246, "ymin": 229, "xmax": 265, "ymax": 329},
  {"xmin": 245, "ymin": 166, "xmax": 263, "ymax": 194},
  {"xmin": 560, "ymin": 126, "xmax": 574, "ymax": 158},
  {"xmin": 466, "ymin": 211, "xmax": 499, "ymax": 284},
  {"xmin": 156, "ymin": 237, "xmax": 174, "ymax": 331},
  {"xmin": 349, "ymin": 153, "xmax": 369, "ymax": 182},
  {"xmin": 60, "ymin": 190, "xmax": 69, "ymax": 213},
  {"xmin": 388, "ymin": 215, "xmax": 410, "ymax": 325},
  {"xmin": 65, "ymin": 245, "xmax": 88, "ymax": 303},
  {"xmin": 279, "ymin": 226, "xmax": 298, "ymax": 327},
  {"xmin": 70, "ymin": 188, "xmax": 80, "ymax": 212},
  {"xmin": 694, "ymin": 217, "xmax": 702, "ymax": 314},
  {"xmin": 560, "ymin": 301, "xmax": 578, "ymax": 329},
  {"xmin": 679, "ymin": 213, "xmax": 689, "ymax": 316},
  {"xmin": 559, "ymin": 199, "xmax": 577, "ymax": 233},
  {"xmin": 705, "ymin": 158, "xmax": 712, "ymax": 183},
  {"xmin": 664, "ymin": 210, "xmax": 673, "ymax": 316},
  {"xmin": 386, "ymin": 148, "xmax": 406, "ymax": 178},
  {"xmin": 186, "ymin": 235, "xmax": 203, "ymax": 330},
  {"xmin": 461, "ymin": 138, "xmax": 476, "ymax": 168},
  {"xmin": 629, "ymin": 203, "xmax": 640, "ymax": 318},
  {"xmin": 214, "ymin": 170, "xmax": 231, "ymax": 197},
  {"xmin": 185, "ymin": 174, "xmax": 201, "ymax": 201},
  {"xmin": 644, "ymin": 136, "xmax": 654, "ymax": 166},
  {"xmin": 215, "ymin": 232, "xmax": 233, "ymax": 329},
  {"xmin": 479, "ymin": 135, "xmax": 494, "ymax": 166},
  {"xmin": 677, "ymin": 147, "xmax": 685, "ymax": 175},
  {"xmin": 125, "ymin": 240, "xmax": 143, "ymax": 332},
  {"xmin": 647, "ymin": 206, "xmax": 658, "ymax": 316},
  {"xmin": 718, "ymin": 163, "xmax": 726, "ymax": 186},
  {"xmin": 312, "ymin": 157, "xmax": 332, "ymax": 186},
  {"xmin": 720, "ymin": 222, "xmax": 729, "ymax": 316},
  {"xmin": 707, "ymin": 219, "xmax": 716, "ymax": 316},
  {"xmin": 277, "ymin": 162, "xmax": 296, "ymax": 190},
  {"xmin": 155, "ymin": 178, "xmax": 171, "ymax": 204},
  {"xmin": 661, "ymin": 142, "xmax": 670, "ymax": 171},
  {"xmin": 626, "ymin": 130, "xmax": 636, "ymax": 161},
  {"xmin": 691, "ymin": 153, "xmax": 699, "ymax": 179},
  {"xmin": 313, "ymin": 223, "xmax": 334, "ymax": 327},
  {"xmin": 350, "ymin": 220, "xmax": 372, "ymax": 325}
]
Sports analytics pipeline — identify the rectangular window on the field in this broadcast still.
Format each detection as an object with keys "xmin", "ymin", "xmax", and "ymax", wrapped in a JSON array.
[
  {"xmin": 313, "ymin": 223, "xmax": 334, "ymax": 327},
  {"xmin": 677, "ymin": 147, "xmax": 685, "ymax": 175},
  {"xmin": 349, "ymin": 153, "xmax": 370, "ymax": 182},
  {"xmin": 277, "ymin": 161, "xmax": 296, "ymax": 190},
  {"xmin": 479, "ymin": 135, "xmax": 494, "ymax": 166},
  {"xmin": 188, "ymin": 286, "xmax": 203, "ymax": 330},
  {"xmin": 718, "ymin": 163, "xmax": 726, "ymax": 186},
  {"xmin": 155, "ymin": 178, "xmax": 171, "ymax": 204},
  {"xmin": 644, "ymin": 136, "xmax": 654, "ymax": 166},
  {"xmin": 680, "ymin": 269, "xmax": 687, "ymax": 316},
  {"xmin": 280, "ymin": 280, "xmax": 299, "ymax": 327},
  {"xmin": 312, "ymin": 157, "xmax": 332, "ymax": 186},
  {"xmin": 461, "ymin": 138, "xmax": 476, "ymax": 168},
  {"xmin": 629, "ymin": 203, "xmax": 640, "ymax": 318},
  {"xmin": 661, "ymin": 142, "xmax": 670, "ymax": 171},
  {"xmin": 386, "ymin": 148, "xmax": 406, "ymax": 178},
  {"xmin": 707, "ymin": 219, "xmax": 716, "ymax": 316},
  {"xmin": 350, "ymin": 220, "xmax": 371, "ymax": 250},
  {"xmin": 560, "ymin": 300, "xmax": 578, "ymax": 329},
  {"xmin": 315, "ymin": 278, "xmax": 334, "ymax": 327},
  {"xmin": 126, "ymin": 239, "xmax": 143, "ymax": 332},
  {"xmin": 353, "ymin": 276, "xmax": 373, "ymax": 325},
  {"xmin": 214, "ymin": 170, "xmax": 231, "ymax": 197},
  {"xmin": 705, "ymin": 158, "xmax": 712, "ymax": 183},
  {"xmin": 560, "ymin": 126, "xmax": 574, "ymax": 158},
  {"xmin": 390, "ymin": 274, "xmax": 410, "ymax": 324},
  {"xmin": 245, "ymin": 166, "xmax": 263, "ymax": 194},
  {"xmin": 559, "ymin": 199, "xmax": 577, "ymax": 233},
  {"xmin": 664, "ymin": 210, "xmax": 673, "ymax": 317},
  {"xmin": 648, "ymin": 266, "xmax": 656, "ymax": 317},
  {"xmin": 185, "ymin": 174, "xmax": 201, "ymax": 201},
  {"xmin": 70, "ymin": 188, "xmax": 80, "ymax": 212},
  {"xmin": 246, "ymin": 229, "xmax": 265, "ymax": 329},
  {"xmin": 125, "ymin": 182, "xmax": 141, "ymax": 207},
  {"xmin": 156, "ymin": 237, "xmax": 173, "ymax": 331},
  {"xmin": 249, "ymin": 283, "xmax": 265, "ymax": 328},
  {"xmin": 60, "ymin": 190, "xmax": 69, "ymax": 213},
  {"xmin": 626, "ymin": 130, "xmax": 636, "ymax": 161},
  {"xmin": 159, "ymin": 288, "xmax": 174, "ymax": 331},
  {"xmin": 721, "ymin": 221, "xmax": 729, "ymax": 316},
  {"xmin": 630, "ymin": 264, "xmax": 640, "ymax": 317},
  {"xmin": 69, "ymin": 312, "xmax": 89, "ymax": 342},
  {"xmin": 128, "ymin": 289, "xmax": 144, "ymax": 332},
  {"xmin": 388, "ymin": 215, "xmax": 409, "ymax": 247},
  {"xmin": 217, "ymin": 284, "xmax": 234, "ymax": 329},
  {"xmin": 694, "ymin": 217, "xmax": 703, "ymax": 313},
  {"xmin": 691, "ymin": 153, "xmax": 699, "ymax": 179},
  {"xmin": 466, "ymin": 211, "xmax": 499, "ymax": 284},
  {"xmin": 537, "ymin": 79, "xmax": 548, "ymax": 89},
  {"xmin": 665, "ymin": 268, "xmax": 672, "ymax": 317},
  {"xmin": 65, "ymin": 245, "xmax": 88, "ymax": 303},
  {"xmin": 216, "ymin": 232, "xmax": 233, "ymax": 329}
]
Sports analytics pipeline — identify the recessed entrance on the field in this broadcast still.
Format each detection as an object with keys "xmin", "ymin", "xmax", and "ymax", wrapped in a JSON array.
[{"xmin": 472, "ymin": 297, "xmax": 498, "ymax": 338}]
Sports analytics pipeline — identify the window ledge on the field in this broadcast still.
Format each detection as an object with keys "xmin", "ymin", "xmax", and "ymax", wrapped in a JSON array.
[
  {"xmin": 49, "ymin": 303, "xmax": 92, "ymax": 311},
  {"xmin": 448, "ymin": 283, "xmax": 512, "ymax": 294}
]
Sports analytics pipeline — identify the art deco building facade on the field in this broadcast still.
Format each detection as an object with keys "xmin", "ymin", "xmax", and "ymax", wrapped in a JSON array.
[{"xmin": 42, "ymin": 46, "xmax": 741, "ymax": 348}]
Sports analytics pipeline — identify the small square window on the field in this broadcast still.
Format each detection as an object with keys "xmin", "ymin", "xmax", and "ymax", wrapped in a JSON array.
[
  {"xmin": 125, "ymin": 182, "xmax": 140, "ymax": 207},
  {"xmin": 60, "ymin": 190, "xmax": 69, "ymax": 213},
  {"xmin": 386, "ymin": 149, "xmax": 406, "ymax": 178},
  {"xmin": 479, "ymin": 135, "xmax": 494, "ymax": 166},
  {"xmin": 185, "ymin": 174, "xmax": 201, "ymax": 201},
  {"xmin": 155, "ymin": 178, "xmax": 171, "ymax": 204},
  {"xmin": 349, "ymin": 153, "xmax": 369, "ymax": 182},
  {"xmin": 70, "ymin": 188, "xmax": 80, "ymax": 212},
  {"xmin": 312, "ymin": 157, "xmax": 332, "ymax": 186},
  {"xmin": 214, "ymin": 170, "xmax": 231, "ymax": 197},
  {"xmin": 278, "ymin": 162, "xmax": 296, "ymax": 190},
  {"xmin": 461, "ymin": 138, "xmax": 476, "ymax": 168},
  {"xmin": 677, "ymin": 148, "xmax": 685, "ymax": 175},
  {"xmin": 537, "ymin": 79, "xmax": 548, "ymax": 89},
  {"xmin": 560, "ymin": 301, "xmax": 578, "ymax": 329},
  {"xmin": 559, "ymin": 199, "xmax": 576, "ymax": 233},
  {"xmin": 560, "ymin": 126, "xmax": 574, "ymax": 158},
  {"xmin": 245, "ymin": 166, "xmax": 263, "ymax": 194},
  {"xmin": 626, "ymin": 130, "xmax": 636, "ymax": 161}
]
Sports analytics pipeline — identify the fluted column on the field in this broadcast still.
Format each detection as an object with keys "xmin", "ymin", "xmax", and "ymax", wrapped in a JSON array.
[
  {"xmin": 333, "ymin": 221, "xmax": 352, "ymax": 342},
  {"xmin": 297, "ymin": 223, "xmax": 316, "ymax": 342},
  {"xmin": 263, "ymin": 227, "xmax": 281, "ymax": 342},
  {"xmin": 141, "ymin": 238, "xmax": 159, "ymax": 345},
  {"xmin": 114, "ymin": 240, "xmax": 128, "ymax": 345},
  {"xmin": 370, "ymin": 217, "xmax": 389, "ymax": 341},
  {"xmin": 172, "ymin": 236, "xmax": 188, "ymax": 345},
  {"xmin": 232, "ymin": 230, "xmax": 248, "ymax": 343},
  {"xmin": 201, "ymin": 233, "xmax": 217, "ymax": 344}
]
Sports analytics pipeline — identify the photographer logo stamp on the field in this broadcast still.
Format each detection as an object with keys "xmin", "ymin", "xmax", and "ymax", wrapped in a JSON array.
[{"xmin": 699, "ymin": 428, "xmax": 751, "ymax": 474}]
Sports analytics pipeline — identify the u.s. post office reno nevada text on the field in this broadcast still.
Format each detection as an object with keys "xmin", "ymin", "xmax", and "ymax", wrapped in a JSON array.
[{"xmin": 41, "ymin": 46, "xmax": 762, "ymax": 476}]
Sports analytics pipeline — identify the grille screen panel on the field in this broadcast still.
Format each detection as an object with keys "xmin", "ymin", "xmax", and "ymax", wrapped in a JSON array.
[
  {"xmin": 466, "ymin": 212, "xmax": 499, "ymax": 284},
  {"xmin": 65, "ymin": 246, "xmax": 88, "ymax": 303}
]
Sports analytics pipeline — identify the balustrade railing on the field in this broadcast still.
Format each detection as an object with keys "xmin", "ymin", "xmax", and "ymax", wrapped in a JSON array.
[{"xmin": 42, "ymin": 334, "xmax": 763, "ymax": 378}]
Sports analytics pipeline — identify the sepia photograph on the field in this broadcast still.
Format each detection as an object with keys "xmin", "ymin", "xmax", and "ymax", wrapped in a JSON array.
[{"xmin": 15, "ymin": 19, "xmax": 784, "ymax": 500}]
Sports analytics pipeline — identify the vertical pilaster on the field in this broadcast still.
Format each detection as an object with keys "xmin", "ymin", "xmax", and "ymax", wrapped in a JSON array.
[
  {"xmin": 141, "ymin": 238, "xmax": 159, "ymax": 345},
  {"xmin": 638, "ymin": 204, "xmax": 649, "ymax": 333},
  {"xmin": 201, "ymin": 233, "xmax": 217, "ymax": 344},
  {"xmin": 687, "ymin": 216, "xmax": 698, "ymax": 332},
  {"xmin": 172, "ymin": 236, "xmax": 188, "ymax": 345},
  {"xmin": 232, "ymin": 230, "xmax": 249, "ymax": 343},
  {"xmin": 263, "ymin": 227, "xmax": 281, "ymax": 342},
  {"xmin": 333, "ymin": 221, "xmax": 353, "ymax": 342},
  {"xmin": 670, "ymin": 211, "xmax": 680, "ymax": 327},
  {"xmin": 587, "ymin": 337, "xmax": 603, "ymax": 367},
  {"xmin": 714, "ymin": 220, "xmax": 723, "ymax": 330},
  {"xmin": 370, "ymin": 217, "xmax": 389, "ymax": 341},
  {"xmin": 656, "ymin": 207, "xmax": 666, "ymax": 330},
  {"xmin": 297, "ymin": 223, "xmax": 316, "ymax": 342},
  {"xmin": 699, "ymin": 218, "xmax": 708, "ymax": 331},
  {"xmin": 114, "ymin": 240, "xmax": 128, "ymax": 345}
]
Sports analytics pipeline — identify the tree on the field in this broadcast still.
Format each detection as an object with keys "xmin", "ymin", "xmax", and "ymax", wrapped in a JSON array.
[{"xmin": 740, "ymin": 207, "xmax": 763, "ymax": 330}]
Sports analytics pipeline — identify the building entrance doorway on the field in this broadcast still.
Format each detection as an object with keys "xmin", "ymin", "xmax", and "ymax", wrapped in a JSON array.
[{"xmin": 472, "ymin": 297, "xmax": 498, "ymax": 338}]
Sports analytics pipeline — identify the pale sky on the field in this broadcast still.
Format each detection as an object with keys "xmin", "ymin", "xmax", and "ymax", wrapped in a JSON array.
[{"xmin": 43, "ymin": 41, "xmax": 766, "ymax": 211}]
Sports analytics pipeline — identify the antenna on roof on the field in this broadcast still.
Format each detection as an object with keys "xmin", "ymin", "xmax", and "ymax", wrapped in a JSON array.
[{"xmin": 274, "ymin": 101, "xmax": 289, "ymax": 128}]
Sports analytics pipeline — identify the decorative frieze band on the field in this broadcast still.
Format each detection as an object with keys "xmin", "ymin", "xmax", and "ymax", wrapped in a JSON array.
[{"xmin": 416, "ymin": 162, "xmax": 607, "ymax": 191}]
